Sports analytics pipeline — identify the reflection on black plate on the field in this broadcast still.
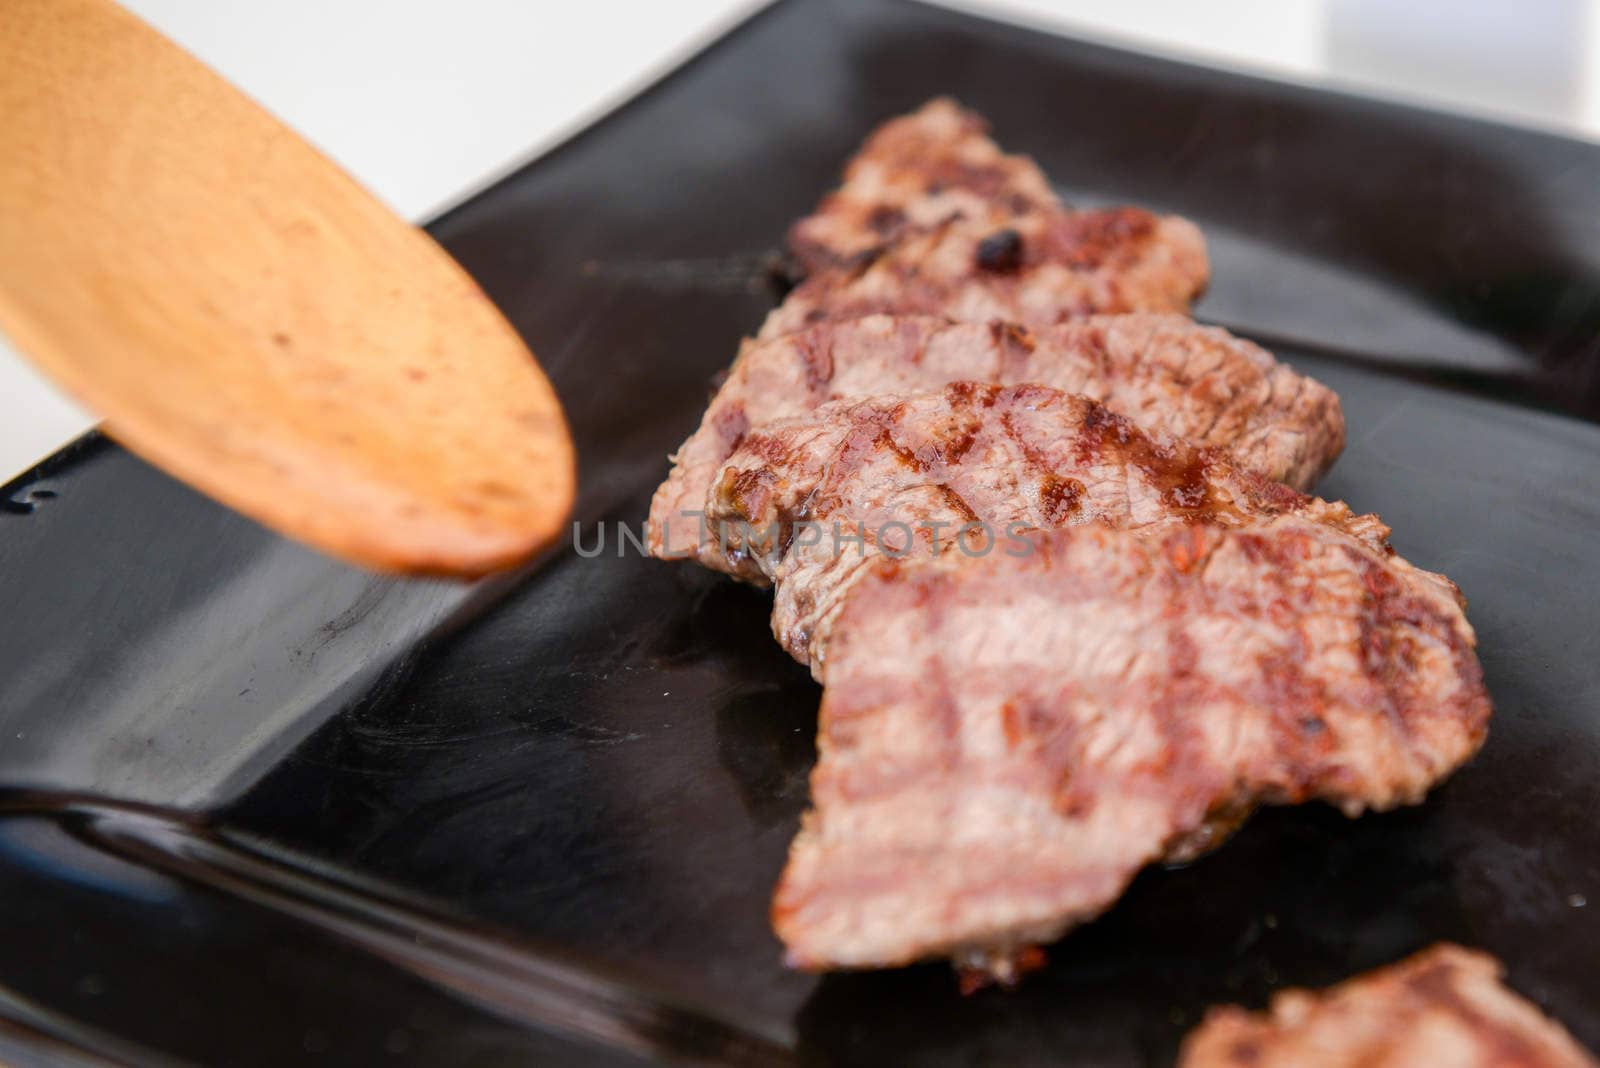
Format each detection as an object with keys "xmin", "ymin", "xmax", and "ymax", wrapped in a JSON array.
[{"xmin": 1, "ymin": 1, "xmax": 1597, "ymax": 1064}]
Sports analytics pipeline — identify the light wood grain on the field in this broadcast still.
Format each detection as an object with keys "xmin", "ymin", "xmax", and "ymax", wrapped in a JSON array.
[{"xmin": 0, "ymin": 0, "xmax": 575, "ymax": 576}]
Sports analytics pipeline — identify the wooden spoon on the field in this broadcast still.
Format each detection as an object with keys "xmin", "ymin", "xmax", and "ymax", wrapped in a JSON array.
[{"xmin": 0, "ymin": 0, "xmax": 575, "ymax": 577}]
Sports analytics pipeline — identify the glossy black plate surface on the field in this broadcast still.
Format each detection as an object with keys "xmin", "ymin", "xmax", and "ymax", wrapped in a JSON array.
[{"xmin": 1, "ymin": 1, "xmax": 1598, "ymax": 1064}]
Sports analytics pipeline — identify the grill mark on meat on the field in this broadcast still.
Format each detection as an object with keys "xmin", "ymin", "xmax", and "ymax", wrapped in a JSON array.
[
  {"xmin": 1359, "ymin": 569, "xmax": 1418, "ymax": 751},
  {"xmin": 1077, "ymin": 321, "xmax": 1115, "ymax": 380},
  {"xmin": 874, "ymin": 424, "xmax": 920, "ymax": 471},
  {"xmin": 988, "ymin": 319, "xmax": 1036, "ymax": 378},
  {"xmin": 899, "ymin": 317, "xmax": 933, "ymax": 365},
  {"xmin": 935, "ymin": 483, "xmax": 980, "ymax": 525},
  {"xmin": 1009, "ymin": 695, "xmax": 1096, "ymax": 820},
  {"xmin": 732, "ymin": 429, "xmax": 793, "ymax": 467},
  {"xmin": 1039, "ymin": 475, "xmax": 1085, "ymax": 525},
  {"xmin": 1073, "ymin": 401, "xmax": 1121, "ymax": 463},
  {"xmin": 1179, "ymin": 945, "xmax": 1596, "ymax": 1068},
  {"xmin": 927, "ymin": 159, "xmax": 1021, "ymax": 199},
  {"xmin": 1361, "ymin": 550, "xmax": 1477, "ymax": 742},
  {"xmin": 786, "ymin": 408, "xmax": 922, "ymax": 541},
  {"xmin": 1033, "ymin": 207, "xmax": 1158, "ymax": 270},
  {"xmin": 1256, "ymin": 647, "xmax": 1333, "ymax": 783},
  {"xmin": 943, "ymin": 379, "xmax": 1000, "ymax": 409},
  {"xmin": 1160, "ymin": 523, "xmax": 1211, "ymax": 574},
  {"xmin": 1146, "ymin": 622, "xmax": 1224, "ymax": 834},
  {"xmin": 994, "ymin": 404, "xmax": 1088, "ymax": 526},
  {"xmin": 1079, "ymin": 403, "xmax": 1220, "ymax": 515},
  {"xmin": 924, "ymin": 582, "xmax": 963, "ymax": 785},
  {"xmin": 795, "ymin": 331, "xmax": 836, "ymax": 397}
]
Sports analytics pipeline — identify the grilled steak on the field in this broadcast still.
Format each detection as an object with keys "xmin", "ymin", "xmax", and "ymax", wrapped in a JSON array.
[
  {"xmin": 648, "ymin": 315, "xmax": 1344, "ymax": 572},
  {"xmin": 773, "ymin": 521, "xmax": 1490, "ymax": 973},
  {"xmin": 642, "ymin": 95, "xmax": 1495, "ymax": 990},
  {"xmin": 1180, "ymin": 944, "xmax": 1597, "ymax": 1068},
  {"xmin": 763, "ymin": 207, "xmax": 1209, "ymax": 339},
  {"xmin": 786, "ymin": 97, "xmax": 1060, "ymax": 274},
  {"xmin": 773, "ymin": 98, "xmax": 1208, "ymax": 337},
  {"xmin": 706, "ymin": 384, "xmax": 1388, "ymax": 671}
]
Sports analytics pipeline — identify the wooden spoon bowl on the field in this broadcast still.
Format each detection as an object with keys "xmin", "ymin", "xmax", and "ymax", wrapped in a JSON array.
[{"xmin": 0, "ymin": 0, "xmax": 576, "ymax": 577}]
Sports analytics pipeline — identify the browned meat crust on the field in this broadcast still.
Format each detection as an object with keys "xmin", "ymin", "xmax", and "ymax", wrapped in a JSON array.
[
  {"xmin": 647, "ymin": 314, "xmax": 1345, "ymax": 571},
  {"xmin": 764, "ymin": 208, "xmax": 1209, "ymax": 339},
  {"xmin": 773, "ymin": 522, "xmax": 1490, "ymax": 972},
  {"xmin": 704, "ymin": 384, "xmax": 1393, "ymax": 672},
  {"xmin": 1179, "ymin": 944, "xmax": 1597, "ymax": 1068},
  {"xmin": 786, "ymin": 97, "xmax": 1061, "ymax": 274}
]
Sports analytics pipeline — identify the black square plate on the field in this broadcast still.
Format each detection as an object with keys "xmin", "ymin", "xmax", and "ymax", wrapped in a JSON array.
[{"xmin": 1, "ymin": 2, "xmax": 1598, "ymax": 1064}]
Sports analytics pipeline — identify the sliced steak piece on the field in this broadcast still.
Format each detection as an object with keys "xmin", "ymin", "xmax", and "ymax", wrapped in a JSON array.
[
  {"xmin": 774, "ymin": 520, "xmax": 1490, "ymax": 974},
  {"xmin": 762, "ymin": 207, "xmax": 1209, "ymax": 339},
  {"xmin": 786, "ymin": 97, "xmax": 1061, "ymax": 274},
  {"xmin": 705, "ymin": 384, "xmax": 1392, "ymax": 672},
  {"xmin": 775, "ymin": 98, "xmax": 1207, "ymax": 332},
  {"xmin": 1180, "ymin": 944, "xmax": 1596, "ymax": 1068},
  {"xmin": 648, "ymin": 315, "xmax": 1344, "ymax": 571}
]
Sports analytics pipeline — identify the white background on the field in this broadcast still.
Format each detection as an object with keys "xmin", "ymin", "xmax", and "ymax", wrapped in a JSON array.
[{"xmin": 4, "ymin": 0, "xmax": 1599, "ymax": 479}]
